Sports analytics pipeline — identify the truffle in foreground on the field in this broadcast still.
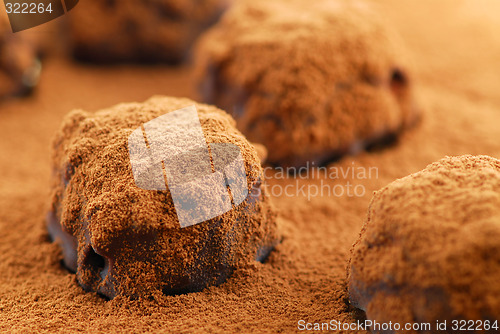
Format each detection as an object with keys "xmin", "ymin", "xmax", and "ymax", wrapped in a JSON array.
[
  {"xmin": 348, "ymin": 155, "xmax": 500, "ymax": 333},
  {"xmin": 47, "ymin": 96, "xmax": 279, "ymax": 299}
]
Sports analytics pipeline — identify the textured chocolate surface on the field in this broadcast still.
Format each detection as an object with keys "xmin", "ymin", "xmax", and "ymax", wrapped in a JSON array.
[
  {"xmin": 195, "ymin": 0, "xmax": 420, "ymax": 168},
  {"xmin": 48, "ymin": 96, "xmax": 280, "ymax": 299},
  {"xmin": 349, "ymin": 155, "xmax": 500, "ymax": 333}
]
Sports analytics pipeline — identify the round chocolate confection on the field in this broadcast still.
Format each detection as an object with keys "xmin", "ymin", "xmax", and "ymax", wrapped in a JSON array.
[
  {"xmin": 67, "ymin": 0, "xmax": 231, "ymax": 63},
  {"xmin": 47, "ymin": 96, "xmax": 279, "ymax": 299},
  {"xmin": 0, "ymin": 15, "xmax": 41, "ymax": 99},
  {"xmin": 348, "ymin": 155, "xmax": 500, "ymax": 333},
  {"xmin": 194, "ymin": 0, "xmax": 420, "ymax": 168}
]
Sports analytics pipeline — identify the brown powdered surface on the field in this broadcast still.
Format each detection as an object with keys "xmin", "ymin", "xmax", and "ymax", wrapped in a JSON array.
[
  {"xmin": 194, "ymin": 0, "xmax": 419, "ymax": 168},
  {"xmin": 349, "ymin": 155, "xmax": 500, "ymax": 333},
  {"xmin": 1, "ymin": 0, "xmax": 500, "ymax": 333},
  {"xmin": 48, "ymin": 96, "xmax": 279, "ymax": 299}
]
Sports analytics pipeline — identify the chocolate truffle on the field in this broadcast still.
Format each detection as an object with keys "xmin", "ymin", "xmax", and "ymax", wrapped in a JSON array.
[
  {"xmin": 348, "ymin": 155, "xmax": 500, "ymax": 332},
  {"xmin": 194, "ymin": 0, "xmax": 420, "ymax": 168},
  {"xmin": 47, "ymin": 96, "xmax": 279, "ymax": 299},
  {"xmin": 67, "ymin": 0, "xmax": 231, "ymax": 63},
  {"xmin": 0, "ymin": 15, "xmax": 41, "ymax": 99}
]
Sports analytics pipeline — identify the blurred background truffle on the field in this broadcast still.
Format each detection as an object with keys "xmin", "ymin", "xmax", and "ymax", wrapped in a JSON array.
[
  {"xmin": 195, "ymin": 0, "xmax": 420, "ymax": 168},
  {"xmin": 66, "ymin": 0, "xmax": 232, "ymax": 63},
  {"xmin": 0, "ymin": 15, "xmax": 41, "ymax": 99}
]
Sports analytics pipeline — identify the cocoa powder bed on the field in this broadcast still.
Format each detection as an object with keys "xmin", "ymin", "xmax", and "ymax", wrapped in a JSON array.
[{"xmin": 1, "ymin": 0, "xmax": 500, "ymax": 333}]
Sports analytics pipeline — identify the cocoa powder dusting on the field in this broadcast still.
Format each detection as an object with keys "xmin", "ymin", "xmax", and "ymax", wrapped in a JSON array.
[
  {"xmin": 1, "ymin": 1, "xmax": 500, "ymax": 333},
  {"xmin": 48, "ymin": 96, "xmax": 279, "ymax": 299},
  {"xmin": 349, "ymin": 155, "xmax": 500, "ymax": 333},
  {"xmin": 194, "ymin": 0, "xmax": 419, "ymax": 168}
]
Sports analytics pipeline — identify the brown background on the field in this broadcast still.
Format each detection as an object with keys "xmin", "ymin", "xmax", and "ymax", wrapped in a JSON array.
[{"xmin": 1, "ymin": 0, "xmax": 500, "ymax": 332}]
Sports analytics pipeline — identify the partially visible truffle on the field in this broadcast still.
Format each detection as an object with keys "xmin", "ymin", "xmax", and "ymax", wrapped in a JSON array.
[
  {"xmin": 348, "ymin": 155, "xmax": 500, "ymax": 333},
  {"xmin": 0, "ymin": 15, "xmax": 41, "ymax": 99},
  {"xmin": 67, "ymin": 0, "xmax": 231, "ymax": 63},
  {"xmin": 194, "ymin": 0, "xmax": 420, "ymax": 168},
  {"xmin": 47, "ymin": 96, "xmax": 279, "ymax": 299}
]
